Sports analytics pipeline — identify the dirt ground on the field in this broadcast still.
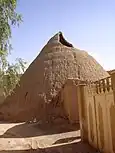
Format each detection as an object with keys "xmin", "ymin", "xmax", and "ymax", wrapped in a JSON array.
[{"xmin": 0, "ymin": 122, "xmax": 98, "ymax": 153}]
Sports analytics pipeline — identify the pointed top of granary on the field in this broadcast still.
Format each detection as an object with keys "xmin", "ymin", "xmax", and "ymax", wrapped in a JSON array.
[
  {"xmin": 47, "ymin": 31, "xmax": 73, "ymax": 47},
  {"xmin": 0, "ymin": 32, "xmax": 109, "ymax": 122}
]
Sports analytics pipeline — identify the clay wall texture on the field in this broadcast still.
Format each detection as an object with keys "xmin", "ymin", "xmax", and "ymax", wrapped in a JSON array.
[{"xmin": 78, "ymin": 73, "xmax": 115, "ymax": 153}]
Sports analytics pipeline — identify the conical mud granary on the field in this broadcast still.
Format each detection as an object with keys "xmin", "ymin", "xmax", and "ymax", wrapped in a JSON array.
[{"xmin": 0, "ymin": 32, "xmax": 109, "ymax": 123}]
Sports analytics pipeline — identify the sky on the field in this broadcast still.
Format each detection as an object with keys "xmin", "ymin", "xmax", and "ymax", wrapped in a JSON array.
[{"xmin": 9, "ymin": 0, "xmax": 115, "ymax": 70}]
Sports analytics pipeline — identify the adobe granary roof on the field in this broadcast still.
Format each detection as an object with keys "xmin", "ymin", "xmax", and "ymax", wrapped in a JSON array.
[{"xmin": 0, "ymin": 32, "xmax": 109, "ymax": 122}]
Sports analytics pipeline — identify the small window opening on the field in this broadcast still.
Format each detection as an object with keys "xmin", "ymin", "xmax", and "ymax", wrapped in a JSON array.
[{"xmin": 59, "ymin": 32, "xmax": 73, "ymax": 47}]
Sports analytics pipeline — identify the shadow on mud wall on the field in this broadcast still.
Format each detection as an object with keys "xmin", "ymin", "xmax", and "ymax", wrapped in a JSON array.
[
  {"xmin": 0, "ymin": 122, "xmax": 80, "ymax": 138},
  {"xmin": 0, "ymin": 141, "xmax": 99, "ymax": 153}
]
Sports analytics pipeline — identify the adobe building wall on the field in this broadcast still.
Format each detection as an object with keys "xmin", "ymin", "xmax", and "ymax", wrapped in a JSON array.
[
  {"xmin": 78, "ymin": 74, "xmax": 115, "ymax": 153},
  {"xmin": 0, "ymin": 88, "xmax": 5, "ymax": 105},
  {"xmin": 0, "ymin": 79, "xmax": 80, "ymax": 124},
  {"xmin": 61, "ymin": 79, "xmax": 79, "ymax": 124}
]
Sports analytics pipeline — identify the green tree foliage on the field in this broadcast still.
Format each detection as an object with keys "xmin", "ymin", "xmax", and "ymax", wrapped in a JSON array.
[
  {"xmin": 1, "ymin": 58, "xmax": 27, "ymax": 97},
  {"xmin": 0, "ymin": 0, "xmax": 27, "ymax": 97},
  {"xmin": 0, "ymin": 0, "xmax": 21, "ymax": 54}
]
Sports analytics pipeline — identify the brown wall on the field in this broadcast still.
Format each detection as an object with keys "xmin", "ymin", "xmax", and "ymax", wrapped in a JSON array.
[
  {"xmin": 61, "ymin": 79, "xmax": 79, "ymax": 124},
  {"xmin": 0, "ymin": 79, "xmax": 79, "ymax": 124},
  {"xmin": 78, "ymin": 74, "xmax": 115, "ymax": 153},
  {"xmin": 0, "ymin": 88, "xmax": 5, "ymax": 104}
]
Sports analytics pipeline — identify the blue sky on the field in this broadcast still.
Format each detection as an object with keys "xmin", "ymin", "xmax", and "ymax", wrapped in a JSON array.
[{"xmin": 9, "ymin": 0, "xmax": 115, "ymax": 70}]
